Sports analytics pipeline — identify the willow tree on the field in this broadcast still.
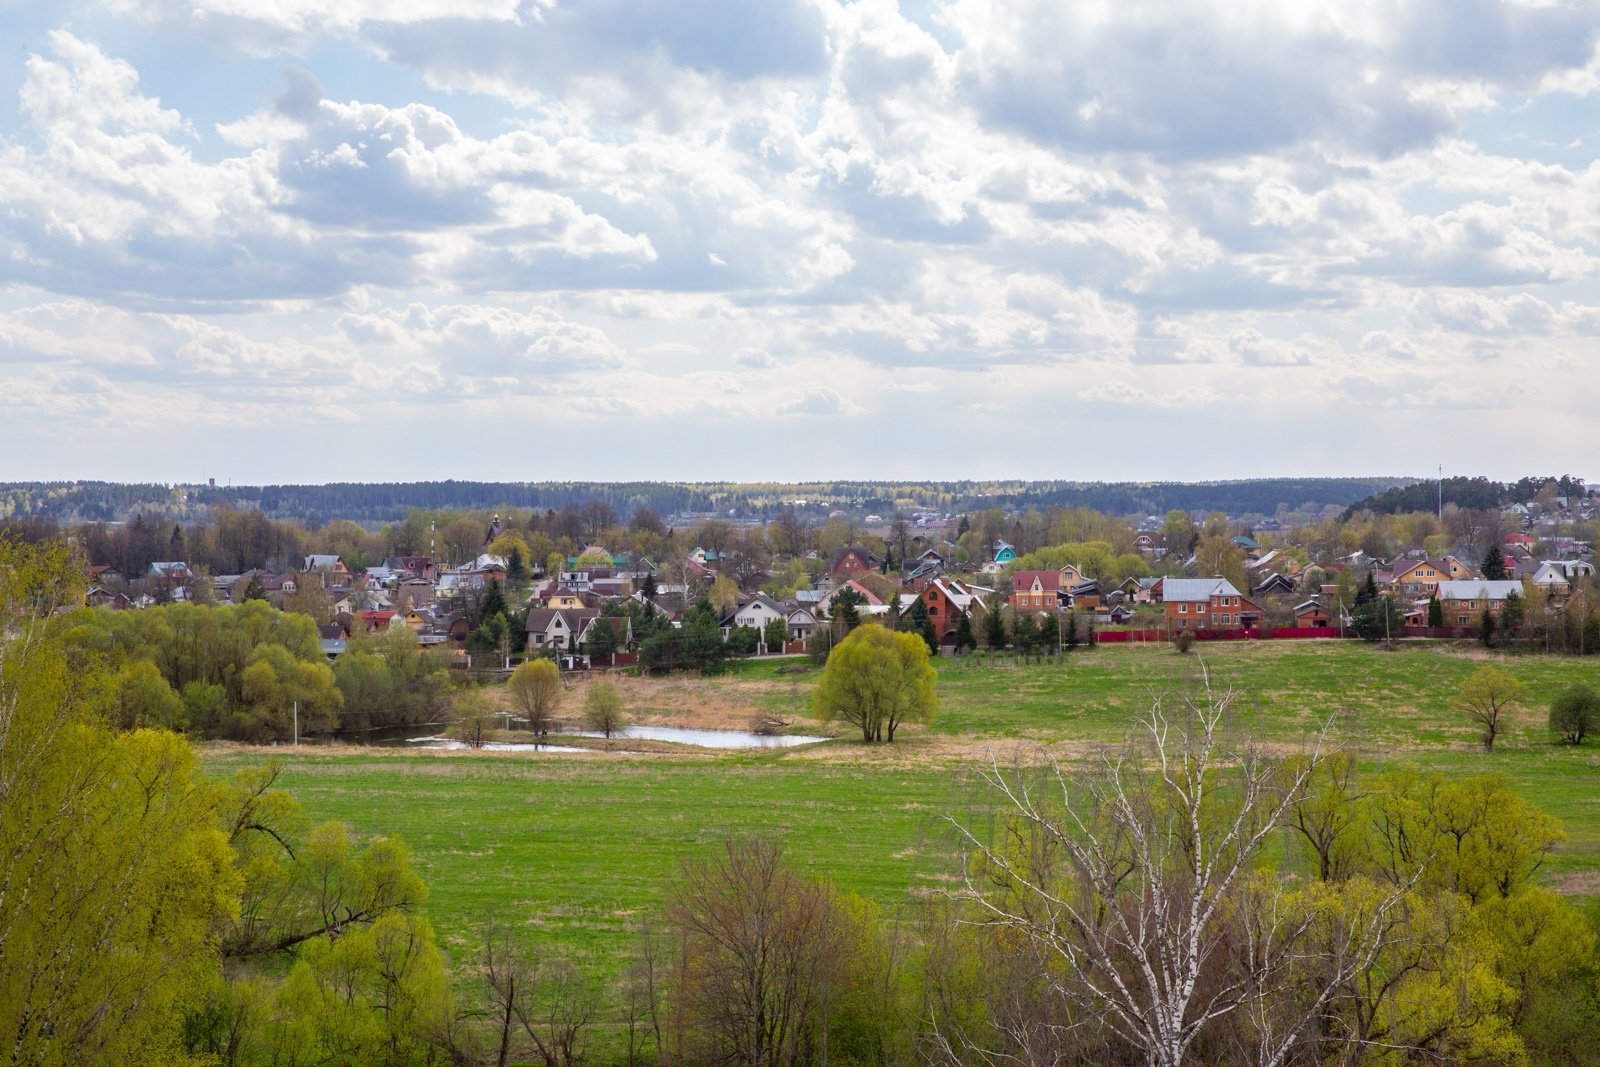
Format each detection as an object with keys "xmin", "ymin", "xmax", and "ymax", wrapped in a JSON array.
[
  {"xmin": 0, "ymin": 538, "xmax": 240, "ymax": 1065},
  {"xmin": 812, "ymin": 623, "xmax": 938, "ymax": 742}
]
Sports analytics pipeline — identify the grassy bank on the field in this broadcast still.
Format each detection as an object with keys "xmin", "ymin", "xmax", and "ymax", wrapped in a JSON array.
[{"xmin": 203, "ymin": 640, "xmax": 1600, "ymax": 966}]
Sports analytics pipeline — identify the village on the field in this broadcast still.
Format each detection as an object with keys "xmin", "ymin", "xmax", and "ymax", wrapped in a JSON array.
[{"xmin": 71, "ymin": 481, "xmax": 1600, "ymax": 668}]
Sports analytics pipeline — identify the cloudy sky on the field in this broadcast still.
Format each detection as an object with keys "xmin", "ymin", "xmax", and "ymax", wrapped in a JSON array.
[{"xmin": 1, "ymin": 1, "xmax": 1597, "ymax": 485}]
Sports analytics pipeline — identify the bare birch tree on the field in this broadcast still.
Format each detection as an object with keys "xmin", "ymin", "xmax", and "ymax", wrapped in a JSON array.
[{"xmin": 940, "ymin": 675, "xmax": 1422, "ymax": 1067}]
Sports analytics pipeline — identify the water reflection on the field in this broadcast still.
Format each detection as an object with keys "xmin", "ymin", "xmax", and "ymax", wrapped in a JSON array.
[{"xmin": 303, "ymin": 721, "xmax": 827, "ymax": 751}]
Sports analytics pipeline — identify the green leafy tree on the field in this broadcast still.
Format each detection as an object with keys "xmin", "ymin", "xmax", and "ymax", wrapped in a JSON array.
[
  {"xmin": 812, "ymin": 624, "xmax": 938, "ymax": 742},
  {"xmin": 508, "ymin": 658, "xmax": 563, "ymax": 735},
  {"xmin": 725, "ymin": 624, "xmax": 760, "ymax": 656},
  {"xmin": 1548, "ymin": 684, "xmax": 1600, "ymax": 745},
  {"xmin": 763, "ymin": 615, "xmax": 789, "ymax": 652},
  {"xmin": 583, "ymin": 680, "xmax": 629, "ymax": 738},
  {"xmin": 454, "ymin": 688, "xmax": 496, "ymax": 748},
  {"xmin": 1458, "ymin": 666, "xmax": 1524, "ymax": 753},
  {"xmin": 111, "ymin": 659, "xmax": 186, "ymax": 731}
]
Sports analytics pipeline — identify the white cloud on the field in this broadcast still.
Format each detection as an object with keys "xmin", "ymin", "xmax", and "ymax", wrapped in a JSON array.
[{"xmin": 3, "ymin": 3, "xmax": 1600, "ymax": 479}]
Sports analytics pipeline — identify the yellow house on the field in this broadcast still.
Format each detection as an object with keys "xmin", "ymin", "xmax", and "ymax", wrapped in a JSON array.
[
  {"xmin": 544, "ymin": 590, "xmax": 585, "ymax": 610},
  {"xmin": 1388, "ymin": 556, "xmax": 1474, "ymax": 595}
]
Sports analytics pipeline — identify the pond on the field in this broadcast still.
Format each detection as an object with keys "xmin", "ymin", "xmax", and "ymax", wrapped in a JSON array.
[
  {"xmin": 569, "ymin": 725, "xmax": 828, "ymax": 749},
  {"xmin": 302, "ymin": 721, "xmax": 828, "ymax": 751}
]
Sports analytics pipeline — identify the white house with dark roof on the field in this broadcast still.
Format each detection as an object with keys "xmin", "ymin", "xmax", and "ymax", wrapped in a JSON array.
[{"xmin": 720, "ymin": 593, "xmax": 787, "ymax": 638}]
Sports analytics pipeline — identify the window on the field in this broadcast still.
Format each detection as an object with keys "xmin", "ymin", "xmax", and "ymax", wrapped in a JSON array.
[{"xmin": 1179, "ymin": 604, "xmax": 1188, "ymax": 614}]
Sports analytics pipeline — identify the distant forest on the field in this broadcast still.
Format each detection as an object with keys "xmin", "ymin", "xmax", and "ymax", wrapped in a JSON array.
[
  {"xmin": 1, "ymin": 477, "xmax": 1414, "ymax": 527},
  {"xmin": 1341, "ymin": 475, "xmax": 1591, "ymax": 521}
]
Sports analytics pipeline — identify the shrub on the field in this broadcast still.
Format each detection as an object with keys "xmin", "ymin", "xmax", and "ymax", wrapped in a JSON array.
[
  {"xmin": 1549, "ymin": 684, "xmax": 1600, "ymax": 745},
  {"xmin": 1174, "ymin": 630, "xmax": 1196, "ymax": 654}
]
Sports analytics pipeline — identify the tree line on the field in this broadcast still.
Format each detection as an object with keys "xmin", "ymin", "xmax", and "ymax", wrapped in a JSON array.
[{"xmin": 1, "ymin": 476, "xmax": 1420, "ymax": 526}]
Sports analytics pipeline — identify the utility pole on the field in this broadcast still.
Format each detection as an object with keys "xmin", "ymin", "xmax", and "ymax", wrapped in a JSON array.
[
  {"xmin": 293, "ymin": 701, "xmax": 299, "ymax": 746},
  {"xmin": 1438, "ymin": 464, "xmax": 1443, "ymax": 524}
]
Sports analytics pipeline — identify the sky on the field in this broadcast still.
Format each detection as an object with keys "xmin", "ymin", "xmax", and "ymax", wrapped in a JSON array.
[{"xmin": 0, "ymin": 0, "xmax": 1597, "ymax": 485}]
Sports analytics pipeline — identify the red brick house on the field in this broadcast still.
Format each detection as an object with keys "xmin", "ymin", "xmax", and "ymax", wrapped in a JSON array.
[
  {"xmin": 1010, "ymin": 570, "xmax": 1062, "ymax": 612},
  {"xmin": 830, "ymin": 545, "xmax": 883, "ymax": 578},
  {"xmin": 916, "ymin": 578, "xmax": 989, "ymax": 644},
  {"xmin": 1153, "ymin": 577, "xmax": 1264, "ymax": 630}
]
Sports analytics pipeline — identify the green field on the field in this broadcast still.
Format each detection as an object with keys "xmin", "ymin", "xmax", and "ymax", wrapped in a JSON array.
[{"xmin": 203, "ymin": 641, "xmax": 1600, "ymax": 970}]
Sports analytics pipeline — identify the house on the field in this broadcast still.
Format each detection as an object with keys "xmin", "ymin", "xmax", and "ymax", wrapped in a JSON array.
[
  {"xmin": 786, "ymin": 607, "xmax": 820, "ymax": 642},
  {"xmin": 1436, "ymin": 580, "xmax": 1527, "ymax": 626},
  {"xmin": 259, "ymin": 573, "xmax": 299, "ymax": 596},
  {"xmin": 820, "ymin": 580, "xmax": 884, "ymax": 614},
  {"xmin": 1122, "ymin": 576, "xmax": 1161, "ymax": 604},
  {"xmin": 385, "ymin": 556, "xmax": 437, "ymax": 581},
  {"xmin": 86, "ymin": 587, "xmax": 132, "ymax": 610},
  {"xmin": 545, "ymin": 590, "xmax": 588, "ymax": 610},
  {"xmin": 1058, "ymin": 563, "xmax": 1089, "ymax": 588},
  {"xmin": 829, "ymin": 545, "xmax": 882, "ymax": 578},
  {"xmin": 524, "ymin": 608, "xmax": 600, "ymax": 651},
  {"xmin": 575, "ymin": 615, "xmax": 632, "ymax": 652},
  {"xmin": 627, "ymin": 590, "xmax": 681, "ymax": 623},
  {"xmin": 88, "ymin": 565, "xmax": 125, "ymax": 586},
  {"xmin": 1010, "ymin": 570, "xmax": 1063, "ymax": 612},
  {"xmin": 720, "ymin": 594, "xmax": 788, "ymax": 639},
  {"xmin": 990, "ymin": 540, "xmax": 1017, "ymax": 565},
  {"xmin": 1154, "ymin": 577, "xmax": 1265, "ymax": 630},
  {"xmin": 148, "ymin": 561, "xmax": 192, "ymax": 580},
  {"xmin": 687, "ymin": 546, "xmax": 723, "ymax": 567},
  {"xmin": 356, "ymin": 609, "xmax": 403, "ymax": 633},
  {"xmin": 397, "ymin": 577, "xmax": 434, "ymax": 606},
  {"xmin": 1387, "ymin": 557, "xmax": 1473, "ymax": 596},
  {"xmin": 1133, "ymin": 532, "xmax": 1169, "ymax": 560},
  {"xmin": 1252, "ymin": 572, "xmax": 1298, "ymax": 597},
  {"xmin": 1293, "ymin": 600, "xmax": 1331, "ymax": 629},
  {"xmin": 913, "ymin": 578, "xmax": 990, "ymax": 645},
  {"xmin": 1529, "ymin": 560, "xmax": 1596, "ymax": 599},
  {"xmin": 303, "ymin": 555, "xmax": 351, "ymax": 582},
  {"xmin": 1067, "ymin": 580, "xmax": 1104, "ymax": 611}
]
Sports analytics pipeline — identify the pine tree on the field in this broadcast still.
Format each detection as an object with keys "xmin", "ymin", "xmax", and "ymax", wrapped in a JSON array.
[
  {"xmin": 1428, "ymin": 591, "xmax": 1444, "ymax": 628},
  {"xmin": 1483, "ymin": 549, "xmax": 1509, "ymax": 581},
  {"xmin": 953, "ymin": 612, "xmax": 976, "ymax": 654},
  {"xmin": 984, "ymin": 602, "xmax": 1008, "ymax": 650}
]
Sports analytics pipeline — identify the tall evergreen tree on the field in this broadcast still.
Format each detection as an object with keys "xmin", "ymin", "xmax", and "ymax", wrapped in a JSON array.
[
  {"xmin": 1482, "ymin": 549, "xmax": 1509, "ymax": 581},
  {"xmin": 984, "ymin": 602, "xmax": 1008, "ymax": 649}
]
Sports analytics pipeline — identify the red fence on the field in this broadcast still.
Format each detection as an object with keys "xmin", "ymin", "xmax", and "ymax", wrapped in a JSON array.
[{"xmin": 1095, "ymin": 626, "xmax": 1473, "ymax": 643}]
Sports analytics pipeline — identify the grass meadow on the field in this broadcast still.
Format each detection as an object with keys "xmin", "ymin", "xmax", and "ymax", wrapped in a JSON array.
[{"xmin": 202, "ymin": 639, "xmax": 1600, "ymax": 972}]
